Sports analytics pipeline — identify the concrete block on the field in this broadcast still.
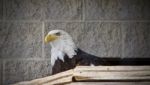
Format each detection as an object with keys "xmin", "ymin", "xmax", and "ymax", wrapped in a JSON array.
[
  {"xmin": 4, "ymin": 60, "xmax": 51, "ymax": 85},
  {"xmin": 0, "ymin": 22, "xmax": 42, "ymax": 58},
  {"xmin": 45, "ymin": 0, "xmax": 82, "ymax": 20},
  {"xmin": 4, "ymin": 0, "xmax": 45, "ymax": 20},
  {"xmin": 122, "ymin": 22, "xmax": 150, "ymax": 58},
  {"xmin": 82, "ymin": 22, "xmax": 122, "ymax": 57},
  {"xmin": 85, "ymin": 0, "xmax": 150, "ymax": 20}
]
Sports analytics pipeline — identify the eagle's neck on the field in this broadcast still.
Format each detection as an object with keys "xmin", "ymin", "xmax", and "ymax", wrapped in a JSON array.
[{"xmin": 50, "ymin": 37, "xmax": 77, "ymax": 66}]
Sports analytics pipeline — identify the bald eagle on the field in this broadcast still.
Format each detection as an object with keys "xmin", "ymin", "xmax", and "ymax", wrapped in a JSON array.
[{"xmin": 45, "ymin": 30, "xmax": 150, "ymax": 75}]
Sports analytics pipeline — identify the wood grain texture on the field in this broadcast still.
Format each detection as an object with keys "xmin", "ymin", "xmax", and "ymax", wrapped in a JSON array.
[
  {"xmin": 66, "ymin": 82, "xmax": 150, "ymax": 85},
  {"xmin": 13, "ymin": 66, "xmax": 150, "ymax": 85},
  {"xmin": 13, "ymin": 70, "xmax": 73, "ymax": 85}
]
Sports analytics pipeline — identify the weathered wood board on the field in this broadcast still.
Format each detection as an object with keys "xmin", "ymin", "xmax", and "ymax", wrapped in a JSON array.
[
  {"xmin": 65, "ymin": 82, "xmax": 150, "ymax": 85},
  {"xmin": 13, "ymin": 66, "xmax": 150, "ymax": 85}
]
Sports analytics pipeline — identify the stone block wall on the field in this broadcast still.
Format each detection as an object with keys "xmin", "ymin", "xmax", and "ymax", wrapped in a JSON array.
[{"xmin": 0, "ymin": 0, "xmax": 150, "ymax": 84}]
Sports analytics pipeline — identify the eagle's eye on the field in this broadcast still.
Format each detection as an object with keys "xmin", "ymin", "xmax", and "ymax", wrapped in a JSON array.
[{"xmin": 55, "ymin": 32, "xmax": 61, "ymax": 36}]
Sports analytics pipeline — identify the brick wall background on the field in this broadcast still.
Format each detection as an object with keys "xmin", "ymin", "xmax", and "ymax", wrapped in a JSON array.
[{"xmin": 0, "ymin": 0, "xmax": 150, "ymax": 84}]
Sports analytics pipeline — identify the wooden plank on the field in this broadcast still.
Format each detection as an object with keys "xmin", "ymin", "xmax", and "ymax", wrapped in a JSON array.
[
  {"xmin": 13, "ymin": 70, "xmax": 73, "ymax": 85},
  {"xmin": 66, "ymin": 82, "xmax": 150, "ymax": 85},
  {"xmin": 30, "ymin": 69, "xmax": 73, "ymax": 84},
  {"xmin": 73, "ymin": 71, "xmax": 150, "ymax": 81},
  {"xmin": 73, "ymin": 66, "xmax": 150, "ymax": 81},
  {"xmin": 43, "ymin": 76, "xmax": 72, "ymax": 85},
  {"xmin": 74, "ymin": 66, "xmax": 150, "ymax": 71},
  {"xmin": 13, "ymin": 66, "xmax": 150, "ymax": 85}
]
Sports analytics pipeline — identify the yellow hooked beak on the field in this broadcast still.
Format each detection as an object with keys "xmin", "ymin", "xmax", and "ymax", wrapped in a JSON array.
[{"xmin": 44, "ymin": 34, "xmax": 58, "ymax": 43}]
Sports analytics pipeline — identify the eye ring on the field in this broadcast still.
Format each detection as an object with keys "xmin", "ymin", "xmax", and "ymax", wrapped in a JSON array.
[{"xmin": 55, "ymin": 32, "xmax": 61, "ymax": 36}]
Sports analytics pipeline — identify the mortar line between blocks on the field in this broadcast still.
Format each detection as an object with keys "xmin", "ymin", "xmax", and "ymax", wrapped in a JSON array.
[
  {"xmin": 0, "ymin": 20, "xmax": 150, "ymax": 23},
  {"xmin": 121, "ymin": 26, "xmax": 125, "ymax": 58},
  {"xmin": 0, "ymin": 20, "xmax": 43, "ymax": 23},
  {"xmin": 2, "ymin": 58, "xmax": 51, "ymax": 61},
  {"xmin": 2, "ymin": 60, "xmax": 5, "ymax": 85},
  {"xmin": 0, "ymin": 59, "xmax": 3, "ymax": 85},
  {"xmin": 82, "ymin": 0, "xmax": 85, "ymax": 22},
  {"xmin": 42, "ymin": 22, "xmax": 45, "ymax": 58},
  {"xmin": 82, "ymin": 0, "xmax": 85, "ymax": 39},
  {"xmin": 79, "ymin": 20, "xmax": 150, "ymax": 22},
  {"xmin": 2, "ymin": 0, "xmax": 5, "ymax": 21}
]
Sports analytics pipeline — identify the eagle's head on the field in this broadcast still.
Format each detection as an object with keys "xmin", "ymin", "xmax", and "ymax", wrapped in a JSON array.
[{"xmin": 45, "ymin": 30, "xmax": 77, "ymax": 66}]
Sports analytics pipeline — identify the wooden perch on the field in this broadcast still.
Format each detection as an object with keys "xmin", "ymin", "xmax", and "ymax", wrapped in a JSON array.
[{"xmin": 13, "ymin": 66, "xmax": 150, "ymax": 85}]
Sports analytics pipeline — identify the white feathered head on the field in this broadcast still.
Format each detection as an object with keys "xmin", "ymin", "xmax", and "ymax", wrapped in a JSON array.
[{"xmin": 45, "ymin": 30, "xmax": 77, "ymax": 65}]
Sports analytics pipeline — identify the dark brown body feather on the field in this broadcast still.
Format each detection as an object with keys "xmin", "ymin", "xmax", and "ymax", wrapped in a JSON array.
[{"xmin": 52, "ymin": 49, "xmax": 150, "ymax": 75}]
